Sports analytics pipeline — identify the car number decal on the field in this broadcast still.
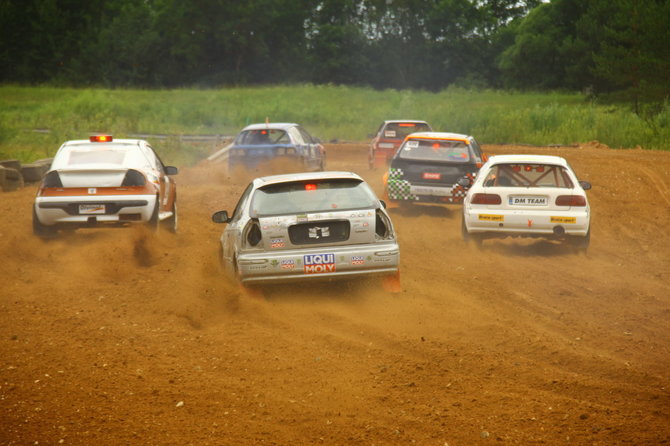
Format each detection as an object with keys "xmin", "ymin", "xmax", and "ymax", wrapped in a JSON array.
[
  {"xmin": 478, "ymin": 214, "xmax": 504, "ymax": 222},
  {"xmin": 303, "ymin": 253, "xmax": 336, "ymax": 274},
  {"xmin": 550, "ymin": 216, "xmax": 577, "ymax": 224}
]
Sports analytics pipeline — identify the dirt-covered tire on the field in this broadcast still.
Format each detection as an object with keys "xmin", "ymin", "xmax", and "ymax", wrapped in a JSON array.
[
  {"xmin": 32, "ymin": 207, "xmax": 57, "ymax": 239},
  {"xmin": 147, "ymin": 200, "xmax": 159, "ymax": 231},
  {"xmin": 161, "ymin": 200, "xmax": 178, "ymax": 233},
  {"xmin": 461, "ymin": 215, "xmax": 483, "ymax": 248},
  {"xmin": 569, "ymin": 229, "xmax": 590, "ymax": 254}
]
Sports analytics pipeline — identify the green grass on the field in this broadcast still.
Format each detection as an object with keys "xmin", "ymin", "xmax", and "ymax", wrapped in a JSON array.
[{"xmin": 1, "ymin": 84, "xmax": 668, "ymax": 165}]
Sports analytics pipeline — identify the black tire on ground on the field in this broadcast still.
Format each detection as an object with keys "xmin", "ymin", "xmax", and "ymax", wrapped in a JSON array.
[
  {"xmin": 1, "ymin": 167, "xmax": 24, "ymax": 192},
  {"xmin": 32, "ymin": 207, "xmax": 57, "ymax": 239},
  {"xmin": 21, "ymin": 163, "xmax": 49, "ymax": 183}
]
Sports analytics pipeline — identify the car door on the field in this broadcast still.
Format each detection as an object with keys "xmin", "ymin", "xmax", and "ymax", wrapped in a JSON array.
[
  {"xmin": 298, "ymin": 126, "xmax": 323, "ymax": 170},
  {"xmin": 224, "ymin": 183, "xmax": 253, "ymax": 267},
  {"xmin": 287, "ymin": 127, "xmax": 309, "ymax": 170},
  {"xmin": 146, "ymin": 144, "xmax": 177, "ymax": 212}
]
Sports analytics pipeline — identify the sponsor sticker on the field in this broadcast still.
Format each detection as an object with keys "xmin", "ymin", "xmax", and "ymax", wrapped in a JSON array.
[
  {"xmin": 88, "ymin": 188, "xmax": 97, "ymax": 194},
  {"xmin": 478, "ymin": 214, "xmax": 504, "ymax": 222},
  {"xmin": 303, "ymin": 253, "xmax": 336, "ymax": 274},
  {"xmin": 550, "ymin": 216, "xmax": 577, "ymax": 224},
  {"xmin": 281, "ymin": 259, "xmax": 295, "ymax": 270},
  {"xmin": 351, "ymin": 255, "xmax": 365, "ymax": 265},
  {"xmin": 270, "ymin": 238, "xmax": 285, "ymax": 248},
  {"xmin": 422, "ymin": 172, "xmax": 441, "ymax": 180},
  {"xmin": 508, "ymin": 196, "xmax": 547, "ymax": 206},
  {"xmin": 79, "ymin": 204, "xmax": 105, "ymax": 214}
]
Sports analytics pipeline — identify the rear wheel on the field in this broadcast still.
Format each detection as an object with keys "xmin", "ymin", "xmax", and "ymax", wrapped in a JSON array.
[
  {"xmin": 147, "ymin": 200, "xmax": 159, "ymax": 231},
  {"xmin": 461, "ymin": 215, "xmax": 482, "ymax": 248},
  {"xmin": 569, "ymin": 229, "xmax": 590, "ymax": 254},
  {"xmin": 161, "ymin": 200, "xmax": 178, "ymax": 233},
  {"xmin": 32, "ymin": 208, "xmax": 57, "ymax": 239}
]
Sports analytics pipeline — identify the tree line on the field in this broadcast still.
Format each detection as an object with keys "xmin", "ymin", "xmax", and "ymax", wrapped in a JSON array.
[{"xmin": 1, "ymin": 0, "xmax": 668, "ymax": 106}]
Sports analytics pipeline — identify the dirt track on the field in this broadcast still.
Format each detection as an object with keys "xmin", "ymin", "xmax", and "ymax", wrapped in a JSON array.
[{"xmin": 1, "ymin": 143, "xmax": 669, "ymax": 445}]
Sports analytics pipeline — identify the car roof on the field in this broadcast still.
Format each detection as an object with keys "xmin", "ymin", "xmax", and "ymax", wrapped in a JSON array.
[
  {"xmin": 488, "ymin": 154, "xmax": 569, "ymax": 167},
  {"xmin": 405, "ymin": 131, "xmax": 472, "ymax": 141},
  {"xmin": 253, "ymin": 171, "xmax": 364, "ymax": 187},
  {"xmin": 241, "ymin": 123, "xmax": 299, "ymax": 131}
]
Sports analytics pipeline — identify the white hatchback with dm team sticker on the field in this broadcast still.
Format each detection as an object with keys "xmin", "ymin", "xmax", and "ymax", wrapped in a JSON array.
[{"xmin": 461, "ymin": 154, "xmax": 591, "ymax": 251}]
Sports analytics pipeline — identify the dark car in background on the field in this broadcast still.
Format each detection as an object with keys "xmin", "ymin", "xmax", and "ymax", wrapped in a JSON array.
[
  {"xmin": 384, "ymin": 132, "xmax": 487, "ymax": 205},
  {"xmin": 227, "ymin": 123, "xmax": 325, "ymax": 173},
  {"xmin": 369, "ymin": 120, "xmax": 432, "ymax": 169}
]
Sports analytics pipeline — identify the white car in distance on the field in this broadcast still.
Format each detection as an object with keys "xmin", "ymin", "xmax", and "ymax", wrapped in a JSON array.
[{"xmin": 461, "ymin": 154, "xmax": 591, "ymax": 251}]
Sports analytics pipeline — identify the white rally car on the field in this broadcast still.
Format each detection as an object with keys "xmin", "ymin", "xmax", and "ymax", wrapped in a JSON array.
[
  {"xmin": 33, "ymin": 135, "xmax": 178, "ymax": 238},
  {"xmin": 461, "ymin": 154, "xmax": 591, "ymax": 251}
]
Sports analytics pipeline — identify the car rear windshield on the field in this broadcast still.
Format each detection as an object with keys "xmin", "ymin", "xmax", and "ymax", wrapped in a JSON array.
[
  {"xmin": 397, "ymin": 139, "xmax": 471, "ymax": 163},
  {"xmin": 235, "ymin": 129, "xmax": 290, "ymax": 145},
  {"xmin": 381, "ymin": 122, "xmax": 431, "ymax": 140},
  {"xmin": 250, "ymin": 179, "xmax": 378, "ymax": 217},
  {"xmin": 64, "ymin": 147, "xmax": 128, "ymax": 166},
  {"xmin": 483, "ymin": 164, "xmax": 575, "ymax": 188}
]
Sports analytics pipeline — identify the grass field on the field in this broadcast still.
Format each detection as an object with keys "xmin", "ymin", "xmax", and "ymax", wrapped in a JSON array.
[{"xmin": 1, "ymin": 84, "xmax": 668, "ymax": 165}]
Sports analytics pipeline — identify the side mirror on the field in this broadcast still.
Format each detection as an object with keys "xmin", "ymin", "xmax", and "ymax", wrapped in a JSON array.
[
  {"xmin": 165, "ymin": 166, "xmax": 179, "ymax": 175},
  {"xmin": 211, "ymin": 210, "xmax": 230, "ymax": 223},
  {"xmin": 457, "ymin": 177, "xmax": 471, "ymax": 187},
  {"xmin": 379, "ymin": 199, "xmax": 387, "ymax": 209},
  {"xmin": 579, "ymin": 180, "xmax": 592, "ymax": 191}
]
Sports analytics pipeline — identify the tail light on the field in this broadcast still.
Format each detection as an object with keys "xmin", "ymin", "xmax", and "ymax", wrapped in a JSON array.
[
  {"xmin": 555, "ymin": 195, "xmax": 586, "ymax": 206},
  {"xmin": 471, "ymin": 193, "xmax": 501, "ymax": 205},
  {"xmin": 121, "ymin": 169, "xmax": 146, "ymax": 187},
  {"xmin": 42, "ymin": 171, "xmax": 62, "ymax": 188}
]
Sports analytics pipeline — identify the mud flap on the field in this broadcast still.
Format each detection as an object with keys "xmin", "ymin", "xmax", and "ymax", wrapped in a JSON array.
[{"xmin": 382, "ymin": 271, "xmax": 402, "ymax": 293}]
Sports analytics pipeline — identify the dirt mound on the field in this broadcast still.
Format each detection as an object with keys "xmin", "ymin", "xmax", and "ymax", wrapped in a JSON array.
[{"xmin": 1, "ymin": 143, "xmax": 669, "ymax": 445}]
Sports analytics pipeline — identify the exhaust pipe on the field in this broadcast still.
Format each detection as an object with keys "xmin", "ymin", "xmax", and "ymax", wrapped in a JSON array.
[{"xmin": 553, "ymin": 226, "xmax": 565, "ymax": 235}]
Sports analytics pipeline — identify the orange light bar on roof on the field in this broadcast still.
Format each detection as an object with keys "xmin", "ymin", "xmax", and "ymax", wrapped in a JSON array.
[
  {"xmin": 305, "ymin": 183, "xmax": 317, "ymax": 191},
  {"xmin": 398, "ymin": 123, "xmax": 417, "ymax": 127},
  {"xmin": 90, "ymin": 135, "xmax": 113, "ymax": 142}
]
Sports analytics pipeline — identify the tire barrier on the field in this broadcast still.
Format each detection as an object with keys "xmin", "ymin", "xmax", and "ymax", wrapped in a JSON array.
[{"xmin": 0, "ymin": 158, "xmax": 53, "ymax": 192}]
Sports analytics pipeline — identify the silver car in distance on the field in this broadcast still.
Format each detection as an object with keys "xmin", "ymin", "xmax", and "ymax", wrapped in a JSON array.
[{"xmin": 212, "ymin": 171, "xmax": 400, "ymax": 285}]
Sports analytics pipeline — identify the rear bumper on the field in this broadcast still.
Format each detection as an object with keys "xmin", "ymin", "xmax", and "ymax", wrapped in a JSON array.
[
  {"xmin": 387, "ymin": 180, "xmax": 467, "ymax": 204},
  {"xmin": 464, "ymin": 207, "xmax": 590, "ymax": 237},
  {"xmin": 34, "ymin": 194, "xmax": 156, "ymax": 226},
  {"xmin": 236, "ymin": 242, "xmax": 400, "ymax": 285}
]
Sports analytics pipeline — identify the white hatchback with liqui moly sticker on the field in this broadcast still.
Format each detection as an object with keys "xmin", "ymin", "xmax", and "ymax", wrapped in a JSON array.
[
  {"xmin": 33, "ymin": 135, "xmax": 178, "ymax": 238},
  {"xmin": 461, "ymin": 154, "xmax": 591, "ymax": 251},
  {"xmin": 211, "ymin": 171, "xmax": 400, "ymax": 288}
]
